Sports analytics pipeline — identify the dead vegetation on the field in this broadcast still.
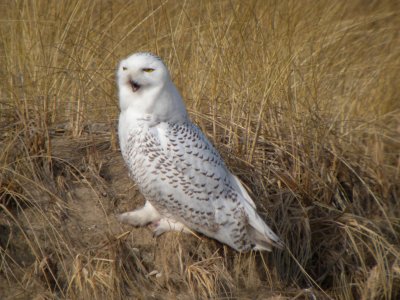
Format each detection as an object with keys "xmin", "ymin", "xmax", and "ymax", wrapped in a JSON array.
[{"xmin": 1, "ymin": 0, "xmax": 399, "ymax": 299}]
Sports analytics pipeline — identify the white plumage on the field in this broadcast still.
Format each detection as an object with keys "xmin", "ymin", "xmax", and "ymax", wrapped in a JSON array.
[{"xmin": 116, "ymin": 52, "xmax": 282, "ymax": 251}]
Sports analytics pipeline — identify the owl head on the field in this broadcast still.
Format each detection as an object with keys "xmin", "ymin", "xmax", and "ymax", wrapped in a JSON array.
[{"xmin": 117, "ymin": 52, "xmax": 187, "ymax": 123}]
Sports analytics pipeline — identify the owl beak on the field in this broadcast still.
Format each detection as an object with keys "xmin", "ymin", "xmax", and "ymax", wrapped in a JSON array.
[{"xmin": 129, "ymin": 80, "xmax": 141, "ymax": 92}]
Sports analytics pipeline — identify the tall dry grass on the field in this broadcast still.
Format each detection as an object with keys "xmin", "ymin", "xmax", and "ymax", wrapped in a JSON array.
[{"xmin": 1, "ymin": 0, "xmax": 399, "ymax": 299}]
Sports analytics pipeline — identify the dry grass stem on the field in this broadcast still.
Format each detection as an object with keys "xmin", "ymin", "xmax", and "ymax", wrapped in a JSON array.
[{"xmin": 1, "ymin": 0, "xmax": 399, "ymax": 299}]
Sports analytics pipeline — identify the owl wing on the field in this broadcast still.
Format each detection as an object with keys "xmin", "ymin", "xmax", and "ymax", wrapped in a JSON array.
[
  {"xmin": 138, "ymin": 122, "xmax": 238, "ymax": 228},
  {"xmin": 136, "ymin": 121, "xmax": 281, "ymax": 250}
]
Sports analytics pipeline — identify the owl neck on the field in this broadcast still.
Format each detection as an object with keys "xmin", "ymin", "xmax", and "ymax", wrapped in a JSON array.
[
  {"xmin": 121, "ymin": 81, "xmax": 189, "ymax": 124},
  {"xmin": 151, "ymin": 81, "xmax": 188, "ymax": 123}
]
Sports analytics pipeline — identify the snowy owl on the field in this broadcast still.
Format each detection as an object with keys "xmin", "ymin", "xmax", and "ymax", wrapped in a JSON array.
[{"xmin": 116, "ymin": 52, "xmax": 282, "ymax": 252}]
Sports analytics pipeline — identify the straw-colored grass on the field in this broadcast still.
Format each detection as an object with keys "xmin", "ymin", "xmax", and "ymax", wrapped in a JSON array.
[{"xmin": 1, "ymin": 0, "xmax": 399, "ymax": 299}]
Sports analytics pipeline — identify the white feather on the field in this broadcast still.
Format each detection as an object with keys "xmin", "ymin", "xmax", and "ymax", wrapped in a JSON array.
[{"xmin": 117, "ymin": 52, "xmax": 282, "ymax": 252}]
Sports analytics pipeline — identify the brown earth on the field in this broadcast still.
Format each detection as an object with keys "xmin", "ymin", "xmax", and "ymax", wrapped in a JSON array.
[{"xmin": 1, "ymin": 123, "xmax": 286, "ymax": 299}]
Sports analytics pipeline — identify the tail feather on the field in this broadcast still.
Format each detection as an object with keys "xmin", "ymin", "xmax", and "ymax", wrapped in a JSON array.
[
  {"xmin": 232, "ymin": 174, "xmax": 283, "ymax": 251},
  {"xmin": 247, "ymin": 222, "xmax": 284, "ymax": 251},
  {"xmin": 243, "ymin": 200, "xmax": 284, "ymax": 251}
]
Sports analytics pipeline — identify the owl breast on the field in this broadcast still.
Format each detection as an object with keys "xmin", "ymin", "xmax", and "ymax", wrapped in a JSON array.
[{"xmin": 120, "ymin": 120, "xmax": 252, "ymax": 250}]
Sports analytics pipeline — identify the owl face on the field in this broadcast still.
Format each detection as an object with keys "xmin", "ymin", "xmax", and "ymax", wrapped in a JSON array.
[{"xmin": 118, "ymin": 52, "xmax": 169, "ymax": 95}]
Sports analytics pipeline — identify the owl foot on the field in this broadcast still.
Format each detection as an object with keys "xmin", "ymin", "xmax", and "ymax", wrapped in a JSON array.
[
  {"xmin": 117, "ymin": 201, "xmax": 161, "ymax": 227},
  {"xmin": 150, "ymin": 218, "xmax": 191, "ymax": 237}
]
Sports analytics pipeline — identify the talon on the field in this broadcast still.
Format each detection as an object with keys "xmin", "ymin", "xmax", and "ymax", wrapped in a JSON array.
[
  {"xmin": 153, "ymin": 229, "xmax": 164, "ymax": 237},
  {"xmin": 148, "ymin": 221, "xmax": 160, "ymax": 230},
  {"xmin": 116, "ymin": 213, "xmax": 126, "ymax": 224}
]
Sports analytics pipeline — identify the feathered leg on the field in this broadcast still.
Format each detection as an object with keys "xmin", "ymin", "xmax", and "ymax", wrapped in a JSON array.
[
  {"xmin": 117, "ymin": 201, "xmax": 160, "ymax": 226},
  {"xmin": 151, "ymin": 218, "xmax": 191, "ymax": 237}
]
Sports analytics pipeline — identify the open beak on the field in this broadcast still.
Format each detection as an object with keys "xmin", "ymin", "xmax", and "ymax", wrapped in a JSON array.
[{"xmin": 129, "ymin": 80, "xmax": 141, "ymax": 92}]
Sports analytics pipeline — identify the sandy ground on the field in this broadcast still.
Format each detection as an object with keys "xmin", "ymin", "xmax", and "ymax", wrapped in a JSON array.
[{"xmin": 0, "ymin": 124, "xmax": 241, "ymax": 299}]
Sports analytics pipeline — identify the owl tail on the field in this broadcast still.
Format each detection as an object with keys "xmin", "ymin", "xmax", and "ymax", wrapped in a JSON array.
[
  {"xmin": 243, "ymin": 201, "xmax": 284, "ymax": 251},
  {"xmin": 247, "ymin": 221, "xmax": 284, "ymax": 251},
  {"xmin": 231, "ymin": 175, "xmax": 283, "ymax": 251}
]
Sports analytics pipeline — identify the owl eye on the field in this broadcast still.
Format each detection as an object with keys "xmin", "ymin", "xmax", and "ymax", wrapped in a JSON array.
[
  {"xmin": 122, "ymin": 66, "xmax": 127, "ymax": 71},
  {"xmin": 142, "ymin": 68, "xmax": 155, "ymax": 73}
]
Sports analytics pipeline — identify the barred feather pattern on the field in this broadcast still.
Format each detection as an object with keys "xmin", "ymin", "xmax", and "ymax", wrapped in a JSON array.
[
  {"xmin": 121, "ymin": 120, "xmax": 253, "ymax": 251},
  {"xmin": 117, "ymin": 52, "xmax": 282, "ymax": 251}
]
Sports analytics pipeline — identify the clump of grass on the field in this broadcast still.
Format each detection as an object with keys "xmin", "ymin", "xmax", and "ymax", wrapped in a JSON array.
[{"xmin": 1, "ymin": 0, "xmax": 399, "ymax": 299}]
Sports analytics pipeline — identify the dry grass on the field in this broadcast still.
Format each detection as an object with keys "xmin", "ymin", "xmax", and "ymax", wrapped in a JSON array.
[{"xmin": 1, "ymin": 0, "xmax": 399, "ymax": 299}]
